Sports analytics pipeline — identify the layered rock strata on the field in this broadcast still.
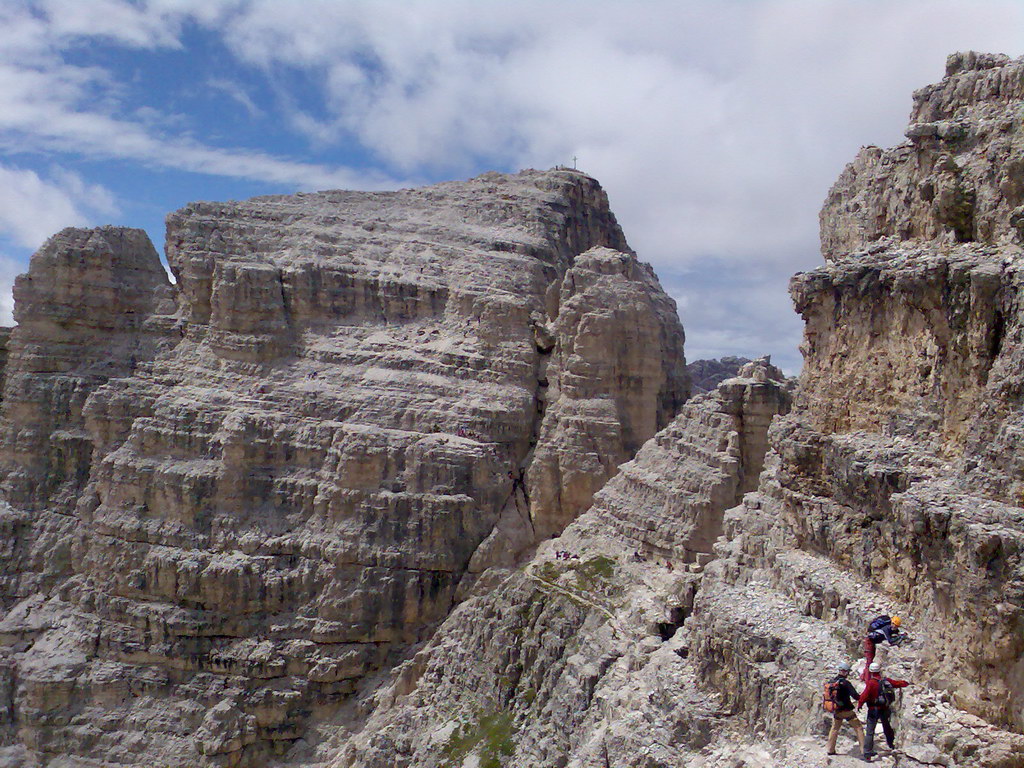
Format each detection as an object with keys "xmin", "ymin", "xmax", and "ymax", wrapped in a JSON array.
[
  {"xmin": 692, "ymin": 51, "xmax": 1024, "ymax": 765},
  {"xmin": 820, "ymin": 51, "xmax": 1024, "ymax": 260},
  {"xmin": 781, "ymin": 51, "xmax": 1024, "ymax": 736},
  {"xmin": 0, "ymin": 169, "xmax": 687, "ymax": 767},
  {"xmin": 4, "ymin": 51, "xmax": 1024, "ymax": 768},
  {"xmin": 330, "ymin": 360, "xmax": 792, "ymax": 768},
  {"xmin": 687, "ymin": 356, "xmax": 752, "ymax": 394},
  {"xmin": 324, "ymin": 52, "xmax": 1024, "ymax": 768}
]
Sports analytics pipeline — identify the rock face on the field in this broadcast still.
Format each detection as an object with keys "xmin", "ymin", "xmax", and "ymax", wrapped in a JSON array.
[
  {"xmin": 0, "ymin": 227, "xmax": 176, "ymax": 511},
  {"xmin": 821, "ymin": 51, "xmax": 1024, "ymax": 260},
  {"xmin": 323, "ymin": 53, "xmax": 1024, "ymax": 768},
  {"xmin": 788, "ymin": 51, "xmax": 1024, "ymax": 737},
  {"xmin": 0, "ymin": 169, "xmax": 687, "ymax": 767},
  {"xmin": 687, "ymin": 355, "xmax": 751, "ymax": 393},
  {"xmin": 4, "ymin": 52, "xmax": 1024, "ymax": 768},
  {"xmin": 331, "ymin": 360, "xmax": 792, "ymax": 768},
  {"xmin": 524, "ymin": 247, "xmax": 687, "ymax": 541}
]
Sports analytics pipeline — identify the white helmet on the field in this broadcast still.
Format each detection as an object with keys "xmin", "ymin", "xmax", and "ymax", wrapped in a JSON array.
[{"xmin": 869, "ymin": 662, "xmax": 881, "ymax": 673}]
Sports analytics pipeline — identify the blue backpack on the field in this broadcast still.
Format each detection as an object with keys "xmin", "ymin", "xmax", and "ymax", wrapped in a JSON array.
[{"xmin": 869, "ymin": 615, "xmax": 891, "ymax": 633}]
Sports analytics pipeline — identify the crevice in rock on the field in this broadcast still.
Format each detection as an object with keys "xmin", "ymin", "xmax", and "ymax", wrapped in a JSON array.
[
  {"xmin": 656, "ymin": 605, "xmax": 690, "ymax": 642},
  {"xmin": 989, "ymin": 309, "xmax": 1006, "ymax": 360}
]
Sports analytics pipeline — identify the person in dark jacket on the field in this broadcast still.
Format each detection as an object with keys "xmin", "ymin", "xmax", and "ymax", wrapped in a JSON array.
[
  {"xmin": 857, "ymin": 662, "xmax": 910, "ymax": 761},
  {"xmin": 861, "ymin": 615, "xmax": 904, "ymax": 681},
  {"xmin": 826, "ymin": 661, "xmax": 865, "ymax": 756}
]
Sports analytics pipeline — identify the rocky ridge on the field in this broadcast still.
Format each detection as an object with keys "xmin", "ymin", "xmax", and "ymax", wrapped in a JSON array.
[
  {"xmin": 0, "ymin": 169, "xmax": 687, "ymax": 767},
  {"xmin": 789, "ymin": 50, "xmax": 1024, "ymax": 738},
  {"xmin": 1, "ymin": 51, "xmax": 1023, "ymax": 768},
  {"xmin": 328, "ymin": 358, "xmax": 793, "ymax": 768},
  {"xmin": 318, "ymin": 52, "xmax": 1024, "ymax": 768},
  {"xmin": 687, "ymin": 356, "xmax": 752, "ymax": 394}
]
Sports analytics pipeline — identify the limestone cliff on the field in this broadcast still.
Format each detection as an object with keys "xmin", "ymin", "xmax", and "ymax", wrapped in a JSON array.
[
  {"xmin": 3, "ymin": 51, "xmax": 1024, "ymax": 768},
  {"xmin": 0, "ymin": 169, "xmax": 687, "ymax": 767},
  {"xmin": 782, "ymin": 49, "xmax": 1024, "ymax": 740},
  {"xmin": 687, "ymin": 356, "xmax": 752, "ymax": 394},
  {"xmin": 320, "ymin": 53, "xmax": 1024, "ymax": 768},
  {"xmin": 676, "ymin": 55, "xmax": 1024, "ymax": 765},
  {"xmin": 331, "ymin": 359, "xmax": 792, "ymax": 768}
]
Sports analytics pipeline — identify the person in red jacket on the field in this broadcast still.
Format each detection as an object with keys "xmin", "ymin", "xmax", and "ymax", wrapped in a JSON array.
[
  {"xmin": 861, "ymin": 615, "xmax": 905, "ymax": 681},
  {"xmin": 857, "ymin": 662, "xmax": 910, "ymax": 761}
]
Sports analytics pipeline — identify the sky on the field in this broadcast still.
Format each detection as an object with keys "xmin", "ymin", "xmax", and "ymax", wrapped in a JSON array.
[{"xmin": 1, "ymin": 1, "xmax": 1022, "ymax": 373}]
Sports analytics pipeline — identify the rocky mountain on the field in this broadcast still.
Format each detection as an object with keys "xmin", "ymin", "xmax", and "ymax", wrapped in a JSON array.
[
  {"xmin": 687, "ymin": 356, "xmax": 752, "ymax": 393},
  {"xmin": 321, "ymin": 52, "xmax": 1024, "ymax": 768},
  {"xmin": 1, "ymin": 50, "xmax": 1024, "ymax": 768},
  {"xmin": 0, "ymin": 170, "xmax": 687, "ymax": 767}
]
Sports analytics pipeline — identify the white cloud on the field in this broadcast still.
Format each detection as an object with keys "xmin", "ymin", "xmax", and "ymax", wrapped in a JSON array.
[
  {"xmin": 195, "ymin": 1, "xmax": 1023, "ymax": 267},
  {"xmin": 36, "ymin": 0, "xmax": 186, "ymax": 48},
  {"xmin": 666, "ymin": 260, "xmax": 808, "ymax": 374},
  {"xmin": 0, "ymin": 58, "xmax": 393, "ymax": 189},
  {"xmin": 0, "ymin": 252, "xmax": 24, "ymax": 324},
  {"xmin": 206, "ymin": 77, "xmax": 263, "ymax": 118},
  {"xmin": 0, "ymin": 1, "xmax": 396, "ymax": 190},
  {"xmin": 0, "ymin": 160, "xmax": 117, "ymax": 327},
  {"xmin": 0, "ymin": 163, "xmax": 118, "ymax": 249}
]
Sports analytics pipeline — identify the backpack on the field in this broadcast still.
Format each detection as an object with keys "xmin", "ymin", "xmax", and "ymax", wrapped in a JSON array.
[
  {"xmin": 874, "ymin": 678, "xmax": 896, "ymax": 708},
  {"xmin": 869, "ymin": 615, "xmax": 891, "ymax": 633},
  {"xmin": 823, "ymin": 679, "xmax": 842, "ymax": 712}
]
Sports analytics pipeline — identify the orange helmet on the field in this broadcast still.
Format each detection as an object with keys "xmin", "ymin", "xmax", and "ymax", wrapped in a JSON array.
[{"xmin": 892, "ymin": 616, "xmax": 902, "ymax": 628}]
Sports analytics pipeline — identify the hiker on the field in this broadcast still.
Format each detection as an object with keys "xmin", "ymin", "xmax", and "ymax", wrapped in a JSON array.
[
  {"xmin": 857, "ymin": 662, "xmax": 909, "ymax": 761},
  {"xmin": 824, "ymin": 661, "xmax": 865, "ymax": 757},
  {"xmin": 861, "ymin": 615, "xmax": 904, "ymax": 680}
]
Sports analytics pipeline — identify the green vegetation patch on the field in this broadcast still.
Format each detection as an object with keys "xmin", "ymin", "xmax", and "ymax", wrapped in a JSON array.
[
  {"xmin": 577, "ymin": 554, "xmax": 615, "ymax": 581},
  {"xmin": 572, "ymin": 555, "xmax": 618, "ymax": 595},
  {"xmin": 537, "ymin": 560, "xmax": 562, "ymax": 582},
  {"xmin": 535, "ymin": 554, "xmax": 621, "ymax": 604},
  {"xmin": 441, "ymin": 710, "xmax": 517, "ymax": 768}
]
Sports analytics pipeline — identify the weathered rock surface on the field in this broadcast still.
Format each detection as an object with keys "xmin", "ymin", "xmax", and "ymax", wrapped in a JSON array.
[
  {"xmin": 680, "ymin": 52, "xmax": 1024, "ymax": 766},
  {"xmin": 4, "ymin": 51, "xmax": 1024, "ymax": 768},
  {"xmin": 786, "ymin": 51, "xmax": 1024, "ymax": 740},
  {"xmin": 687, "ymin": 355, "xmax": 751, "ymax": 393},
  {"xmin": 329, "ymin": 360, "xmax": 792, "ymax": 768},
  {"xmin": 0, "ymin": 169, "xmax": 687, "ymax": 767},
  {"xmin": 320, "ymin": 53, "xmax": 1024, "ymax": 768},
  {"xmin": 821, "ymin": 51, "xmax": 1024, "ymax": 259},
  {"xmin": 689, "ymin": 50, "xmax": 1024, "ymax": 765},
  {"xmin": 524, "ymin": 247, "xmax": 687, "ymax": 541},
  {"xmin": 0, "ymin": 227, "xmax": 176, "ymax": 511}
]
